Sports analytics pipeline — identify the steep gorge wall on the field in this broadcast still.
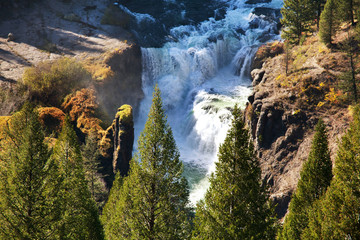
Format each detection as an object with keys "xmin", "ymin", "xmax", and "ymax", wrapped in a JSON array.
[{"xmin": 245, "ymin": 44, "xmax": 350, "ymax": 218}]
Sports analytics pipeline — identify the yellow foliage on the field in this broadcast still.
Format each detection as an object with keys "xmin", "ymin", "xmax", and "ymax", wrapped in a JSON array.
[
  {"xmin": 22, "ymin": 57, "xmax": 90, "ymax": 106},
  {"xmin": 38, "ymin": 107, "xmax": 65, "ymax": 133},
  {"xmin": 0, "ymin": 116, "xmax": 11, "ymax": 141},
  {"xmin": 62, "ymin": 88, "xmax": 104, "ymax": 135},
  {"xmin": 325, "ymin": 88, "xmax": 339, "ymax": 103},
  {"xmin": 292, "ymin": 109, "xmax": 301, "ymax": 115},
  {"xmin": 116, "ymin": 104, "xmax": 133, "ymax": 126},
  {"xmin": 83, "ymin": 57, "xmax": 114, "ymax": 82},
  {"xmin": 317, "ymin": 101, "xmax": 325, "ymax": 108}
]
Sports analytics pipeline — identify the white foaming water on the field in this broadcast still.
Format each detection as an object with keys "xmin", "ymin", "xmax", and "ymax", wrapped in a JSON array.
[{"xmin": 134, "ymin": 0, "xmax": 282, "ymax": 206}]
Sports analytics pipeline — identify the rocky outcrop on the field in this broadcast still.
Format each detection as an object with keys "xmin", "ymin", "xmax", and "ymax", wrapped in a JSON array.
[
  {"xmin": 245, "ymin": 43, "xmax": 350, "ymax": 218},
  {"xmin": 99, "ymin": 104, "xmax": 134, "ymax": 187},
  {"xmin": 112, "ymin": 104, "xmax": 134, "ymax": 177}
]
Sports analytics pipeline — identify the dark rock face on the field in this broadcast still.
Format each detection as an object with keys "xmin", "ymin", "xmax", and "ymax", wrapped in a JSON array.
[
  {"xmin": 96, "ymin": 44, "xmax": 143, "ymax": 118},
  {"xmin": 245, "ymin": 59, "xmax": 310, "ymax": 218},
  {"xmin": 112, "ymin": 105, "xmax": 134, "ymax": 177},
  {"xmin": 99, "ymin": 104, "xmax": 134, "ymax": 188}
]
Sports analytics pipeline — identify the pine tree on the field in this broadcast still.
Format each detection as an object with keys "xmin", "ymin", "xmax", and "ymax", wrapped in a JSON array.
[
  {"xmin": 303, "ymin": 106, "xmax": 360, "ymax": 239},
  {"xmin": 312, "ymin": 0, "xmax": 326, "ymax": 29},
  {"xmin": 0, "ymin": 105, "xmax": 59, "ymax": 239},
  {"xmin": 100, "ymin": 173, "xmax": 124, "ymax": 240},
  {"xmin": 192, "ymin": 105, "xmax": 276, "ymax": 240},
  {"xmin": 52, "ymin": 118, "xmax": 104, "ymax": 240},
  {"xmin": 319, "ymin": 0, "xmax": 341, "ymax": 46},
  {"xmin": 339, "ymin": 32, "xmax": 359, "ymax": 103},
  {"xmin": 278, "ymin": 119, "xmax": 332, "ymax": 240},
  {"xmin": 338, "ymin": 0, "xmax": 359, "ymax": 26},
  {"xmin": 281, "ymin": 0, "xmax": 314, "ymax": 44},
  {"xmin": 102, "ymin": 85, "xmax": 192, "ymax": 240},
  {"xmin": 81, "ymin": 130, "xmax": 107, "ymax": 209}
]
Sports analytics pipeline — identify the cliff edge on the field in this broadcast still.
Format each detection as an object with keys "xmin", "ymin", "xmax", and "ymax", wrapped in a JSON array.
[{"xmin": 245, "ymin": 39, "xmax": 351, "ymax": 218}]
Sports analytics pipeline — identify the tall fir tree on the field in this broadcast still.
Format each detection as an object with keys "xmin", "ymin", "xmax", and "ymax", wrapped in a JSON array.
[
  {"xmin": 81, "ymin": 130, "xmax": 107, "ymax": 209},
  {"xmin": 277, "ymin": 119, "xmax": 332, "ymax": 240},
  {"xmin": 100, "ymin": 172, "xmax": 124, "ymax": 240},
  {"xmin": 281, "ymin": 0, "xmax": 314, "ymax": 44},
  {"xmin": 192, "ymin": 105, "xmax": 276, "ymax": 240},
  {"xmin": 101, "ymin": 85, "xmax": 192, "ymax": 240},
  {"xmin": 0, "ymin": 105, "xmax": 60, "ymax": 239},
  {"xmin": 303, "ymin": 106, "xmax": 360, "ymax": 239},
  {"xmin": 319, "ymin": 0, "xmax": 341, "ymax": 46},
  {"xmin": 339, "ymin": 31, "xmax": 359, "ymax": 103},
  {"xmin": 52, "ymin": 118, "xmax": 104, "ymax": 240}
]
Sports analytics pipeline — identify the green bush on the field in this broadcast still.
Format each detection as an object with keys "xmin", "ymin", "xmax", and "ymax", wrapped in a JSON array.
[{"xmin": 22, "ymin": 57, "xmax": 90, "ymax": 106}]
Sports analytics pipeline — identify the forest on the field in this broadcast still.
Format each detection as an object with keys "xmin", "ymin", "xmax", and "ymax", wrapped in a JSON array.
[{"xmin": 1, "ymin": 0, "xmax": 360, "ymax": 239}]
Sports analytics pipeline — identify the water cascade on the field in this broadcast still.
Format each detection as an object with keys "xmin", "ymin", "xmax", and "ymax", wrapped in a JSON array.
[{"xmin": 123, "ymin": 0, "xmax": 283, "ymax": 205}]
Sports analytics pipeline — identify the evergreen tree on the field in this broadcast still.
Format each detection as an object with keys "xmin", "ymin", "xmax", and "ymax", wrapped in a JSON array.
[
  {"xmin": 52, "ymin": 118, "xmax": 104, "ymax": 240},
  {"xmin": 100, "ymin": 173, "xmax": 124, "ymax": 240},
  {"xmin": 81, "ymin": 130, "xmax": 107, "ymax": 209},
  {"xmin": 338, "ymin": 0, "xmax": 359, "ymax": 25},
  {"xmin": 192, "ymin": 105, "xmax": 276, "ymax": 240},
  {"xmin": 278, "ymin": 119, "xmax": 332, "ymax": 240},
  {"xmin": 319, "ymin": 0, "xmax": 341, "ymax": 46},
  {"xmin": 102, "ymin": 85, "xmax": 191, "ymax": 240},
  {"xmin": 0, "ymin": 105, "xmax": 59, "ymax": 239},
  {"xmin": 311, "ymin": 0, "xmax": 326, "ymax": 30},
  {"xmin": 303, "ymin": 106, "xmax": 360, "ymax": 239},
  {"xmin": 281, "ymin": 0, "xmax": 314, "ymax": 44},
  {"xmin": 339, "ymin": 32, "xmax": 359, "ymax": 103}
]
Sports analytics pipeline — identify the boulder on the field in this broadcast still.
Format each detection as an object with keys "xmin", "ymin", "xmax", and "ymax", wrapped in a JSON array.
[{"xmin": 7, "ymin": 33, "xmax": 14, "ymax": 42}]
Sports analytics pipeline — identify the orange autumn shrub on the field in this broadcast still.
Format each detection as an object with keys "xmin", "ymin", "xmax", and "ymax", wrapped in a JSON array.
[{"xmin": 62, "ymin": 88, "xmax": 103, "ymax": 135}]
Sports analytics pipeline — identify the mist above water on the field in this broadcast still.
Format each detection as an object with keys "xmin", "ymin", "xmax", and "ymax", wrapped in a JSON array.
[{"xmin": 122, "ymin": 0, "xmax": 282, "ymax": 205}]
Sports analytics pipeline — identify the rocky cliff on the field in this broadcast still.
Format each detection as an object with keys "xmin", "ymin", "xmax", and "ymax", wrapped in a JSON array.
[
  {"xmin": 100, "ymin": 105, "xmax": 134, "ymax": 187},
  {"xmin": 0, "ymin": 0, "xmax": 143, "ymax": 116},
  {"xmin": 245, "ymin": 40, "xmax": 351, "ymax": 218}
]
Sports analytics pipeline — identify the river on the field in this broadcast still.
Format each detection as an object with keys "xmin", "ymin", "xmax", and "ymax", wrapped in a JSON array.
[{"xmin": 119, "ymin": 0, "xmax": 282, "ymax": 205}]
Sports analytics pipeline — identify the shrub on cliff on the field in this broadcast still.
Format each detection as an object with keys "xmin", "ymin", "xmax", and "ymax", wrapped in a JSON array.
[
  {"xmin": 193, "ymin": 105, "xmax": 276, "ymax": 240},
  {"xmin": 62, "ymin": 88, "xmax": 104, "ymax": 135},
  {"xmin": 22, "ymin": 57, "xmax": 90, "ymax": 106},
  {"xmin": 38, "ymin": 107, "xmax": 65, "ymax": 135}
]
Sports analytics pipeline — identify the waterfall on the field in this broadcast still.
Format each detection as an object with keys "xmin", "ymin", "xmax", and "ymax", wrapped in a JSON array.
[{"xmin": 128, "ymin": 0, "xmax": 283, "ymax": 205}]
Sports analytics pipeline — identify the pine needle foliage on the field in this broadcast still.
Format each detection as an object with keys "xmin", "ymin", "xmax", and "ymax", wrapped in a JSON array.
[
  {"xmin": 192, "ymin": 105, "xmax": 276, "ymax": 240},
  {"xmin": 278, "ymin": 119, "xmax": 332, "ymax": 240},
  {"xmin": 281, "ymin": 0, "xmax": 314, "ymax": 44},
  {"xmin": 102, "ymin": 85, "xmax": 192, "ymax": 240},
  {"xmin": 0, "ymin": 105, "xmax": 58, "ymax": 239},
  {"xmin": 303, "ymin": 106, "xmax": 360, "ymax": 239},
  {"xmin": 81, "ymin": 130, "xmax": 107, "ymax": 209},
  {"xmin": 52, "ymin": 118, "xmax": 104, "ymax": 240},
  {"xmin": 319, "ymin": 0, "xmax": 341, "ymax": 46}
]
